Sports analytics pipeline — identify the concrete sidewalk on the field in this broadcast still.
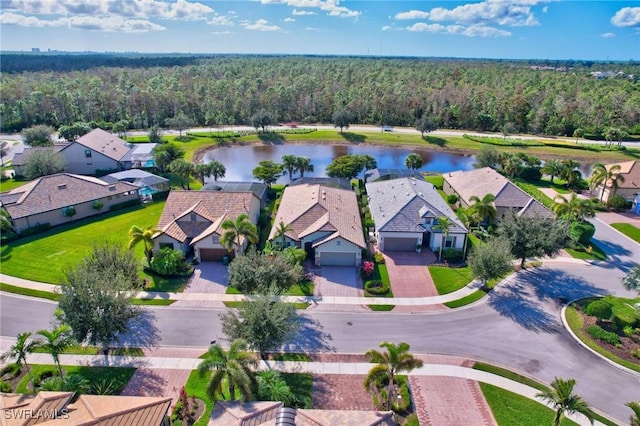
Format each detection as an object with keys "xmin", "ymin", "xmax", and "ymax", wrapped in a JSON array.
[{"xmin": 3, "ymin": 351, "xmax": 607, "ymax": 426}]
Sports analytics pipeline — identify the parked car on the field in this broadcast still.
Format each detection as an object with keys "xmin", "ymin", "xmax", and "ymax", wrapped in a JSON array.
[{"xmin": 382, "ymin": 126, "xmax": 393, "ymax": 132}]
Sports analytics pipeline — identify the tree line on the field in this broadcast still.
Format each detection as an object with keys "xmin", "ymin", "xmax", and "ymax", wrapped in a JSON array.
[{"xmin": 1, "ymin": 56, "xmax": 638, "ymax": 138}]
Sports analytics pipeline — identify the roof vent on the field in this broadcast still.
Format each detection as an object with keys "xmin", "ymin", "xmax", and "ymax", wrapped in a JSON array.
[{"xmin": 57, "ymin": 184, "xmax": 67, "ymax": 190}]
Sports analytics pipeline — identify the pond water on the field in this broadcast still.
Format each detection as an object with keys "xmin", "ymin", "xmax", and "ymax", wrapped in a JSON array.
[{"xmin": 203, "ymin": 144, "xmax": 477, "ymax": 183}]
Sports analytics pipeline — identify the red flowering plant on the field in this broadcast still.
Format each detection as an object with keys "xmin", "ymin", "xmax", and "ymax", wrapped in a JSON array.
[{"xmin": 362, "ymin": 260, "xmax": 375, "ymax": 278}]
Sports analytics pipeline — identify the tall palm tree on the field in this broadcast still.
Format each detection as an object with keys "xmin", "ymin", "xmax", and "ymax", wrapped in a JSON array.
[
  {"xmin": 209, "ymin": 160, "xmax": 226, "ymax": 181},
  {"xmin": 588, "ymin": 163, "xmax": 607, "ymax": 196},
  {"xmin": 128, "ymin": 224, "xmax": 160, "ymax": 263},
  {"xmin": 432, "ymin": 216, "xmax": 454, "ymax": 261},
  {"xmin": 168, "ymin": 159, "xmax": 194, "ymax": 190},
  {"xmin": 273, "ymin": 221, "xmax": 293, "ymax": 250},
  {"xmin": 282, "ymin": 154, "xmax": 299, "ymax": 182},
  {"xmin": 1, "ymin": 332, "xmax": 39, "ymax": 393},
  {"xmin": 220, "ymin": 213, "xmax": 259, "ymax": 255},
  {"xmin": 469, "ymin": 193, "xmax": 497, "ymax": 225},
  {"xmin": 192, "ymin": 163, "xmax": 212, "ymax": 185},
  {"xmin": 536, "ymin": 377, "xmax": 595, "ymax": 426},
  {"xmin": 197, "ymin": 339, "xmax": 258, "ymax": 402},
  {"xmin": 541, "ymin": 159, "xmax": 564, "ymax": 185},
  {"xmin": 590, "ymin": 163, "xmax": 624, "ymax": 201},
  {"xmin": 561, "ymin": 159, "xmax": 582, "ymax": 188},
  {"xmin": 627, "ymin": 401, "xmax": 640, "ymax": 426},
  {"xmin": 364, "ymin": 341, "xmax": 424, "ymax": 411},
  {"xmin": 295, "ymin": 157, "xmax": 314, "ymax": 178},
  {"xmin": 0, "ymin": 206, "xmax": 15, "ymax": 236},
  {"xmin": 404, "ymin": 153, "xmax": 423, "ymax": 171},
  {"xmin": 501, "ymin": 153, "xmax": 522, "ymax": 178},
  {"xmin": 36, "ymin": 325, "xmax": 75, "ymax": 377},
  {"xmin": 552, "ymin": 193, "xmax": 595, "ymax": 222}
]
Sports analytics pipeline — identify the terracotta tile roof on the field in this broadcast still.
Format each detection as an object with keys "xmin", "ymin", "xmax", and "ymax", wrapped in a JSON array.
[
  {"xmin": 0, "ymin": 173, "xmax": 138, "ymax": 220},
  {"xmin": 209, "ymin": 401, "xmax": 283, "ymax": 425},
  {"xmin": 64, "ymin": 128, "xmax": 130, "ymax": 162},
  {"xmin": 269, "ymin": 184, "xmax": 365, "ymax": 249},
  {"xmin": 296, "ymin": 409, "xmax": 394, "ymax": 426},
  {"xmin": 603, "ymin": 160, "xmax": 640, "ymax": 189},
  {"xmin": 155, "ymin": 190, "xmax": 257, "ymax": 244},
  {"xmin": 0, "ymin": 391, "xmax": 74, "ymax": 426}
]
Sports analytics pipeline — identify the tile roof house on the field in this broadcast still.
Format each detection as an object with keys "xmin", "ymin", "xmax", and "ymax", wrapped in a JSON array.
[
  {"xmin": 595, "ymin": 160, "xmax": 640, "ymax": 202},
  {"xmin": 269, "ymin": 184, "xmax": 366, "ymax": 267},
  {"xmin": 0, "ymin": 391, "xmax": 171, "ymax": 426},
  {"xmin": 201, "ymin": 181, "xmax": 268, "ymax": 208},
  {"xmin": 443, "ymin": 167, "xmax": 552, "ymax": 221},
  {"xmin": 153, "ymin": 190, "xmax": 261, "ymax": 262},
  {"xmin": 11, "ymin": 146, "xmax": 66, "ymax": 177},
  {"xmin": 0, "ymin": 173, "xmax": 140, "ymax": 234},
  {"xmin": 101, "ymin": 169, "xmax": 170, "ymax": 199},
  {"xmin": 13, "ymin": 129, "xmax": 157, "ymax": 177},
  {"xmin": 367, "ymin": 177, "xmax": 467, "ymax": 252},
  {"xmin": 364, "ymin": 168, "xmax": 422, "ymax": 183}
]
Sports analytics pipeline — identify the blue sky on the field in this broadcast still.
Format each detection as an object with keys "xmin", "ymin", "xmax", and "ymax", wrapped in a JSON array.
[{"xmin": 1, "ymin": 1, "xmax": 639, "ymax": 60}]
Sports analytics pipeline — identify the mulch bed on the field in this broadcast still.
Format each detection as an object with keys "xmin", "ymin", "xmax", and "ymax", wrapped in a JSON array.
[{"xmin": 576, "ymin": 309, "xmax": 640, "ymax": 366}]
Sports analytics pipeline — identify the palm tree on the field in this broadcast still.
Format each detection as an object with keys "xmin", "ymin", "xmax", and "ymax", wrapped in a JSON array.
[
  {"xmin": 501, "ymin": 153, "xmax": 522, "ymax": 178},
  {"xmin": 282, "ymin": 154, "xmax": 299, "ymax": 182},
  {"xmin": 1, "ymin": 332, "xmax": 39, "ymax": 392},
  {"xmin": 552, "ymin": 193, "xmax": 595, "ymax": 222},
  {"xmin": 273, "ymin": 221, "xmax": 293, "ymax": 250},
  {"xmin": 364, "ymin": 341, "xmax": 424, "ymax": 411},
  {"xmin": 168, "ymin": 159, "xmax": 194, "ymax": 190},
  {"xmin": 541, "ymin": 159, "xmax": 564, "ymax": 185},
  {"xmin": 295, "ymin": 157, "xmax": 314, "ymax": 178},
  {"xmin": 0, "ymin": 206, "xmax": 15, "ymax": 236},
  {"xmin": 588, "ymin": 163, "xmax": 607, "ymax": 196},
  {"xmin": 257, "ymin": 370, "xmax": 295, "ymax": 406},
  {"xmin": 197, "ymin": 339, "xmax": 258, "ymax": 402},
  {"xmin": 404, "ymin": 153, "xmax": 423, "ymax": 171},
  {"xmin": 432, "ymin": 216, "xmax": 454, "ymax": 262},
  {"xmin": 561, "ymin": 159, "xmax": 582, "ymax": 188},
  {"xmin": 209, "ymin": 160, "xmax": 226, "ymax": 181},
  {"xmin": 220, "ymin": 213, "xmax": 258, "ymax": 255},
  {"xmin": 128, "ymin": 224, "xmax": 160, "ymax": 263},
  {"xmin": 627, "ymin": 401, "xmax": 640, "ymax": 426},
  {"xmin": 192, "ymin": 163, "xmax": 212, "ymax": 185},
  {"xmin": 36, "ymin": 325, "xmax": 75, "ymax": 377},
  {"xmin": 536, "ymin": 377, "xmax": 595, "ymax": 426},
  {"xmin": 469, "ymin": 193, "xmax": 497, "ymax": 225},
  {"xmin": 590, "ymin": 163, "xmax": 624, "ymax": 201}
]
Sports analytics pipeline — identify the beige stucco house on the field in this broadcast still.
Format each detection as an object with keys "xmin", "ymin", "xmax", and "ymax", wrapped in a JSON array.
[
  {"xmin": 153, "ymin": 190, "xmax": 261, "ymax": 262},
  {"xmin": 269, "ymin": 184, "xmax": 366, "ymax": 267},
  {"xmin": 0, "ymin": 173, "xmax": 139, "ymax": 234},
  {"xmin": 595, "ymin": 160, "xmax": 640, "ymax": 203}
]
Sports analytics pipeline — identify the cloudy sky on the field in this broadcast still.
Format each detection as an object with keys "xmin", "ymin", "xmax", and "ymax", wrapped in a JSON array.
[{"xmin": 1, "ymin": 0, "xmax": 638, "ymax": 60}]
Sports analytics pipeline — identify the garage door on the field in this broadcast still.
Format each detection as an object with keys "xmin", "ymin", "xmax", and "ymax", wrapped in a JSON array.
[
  {"xmin": 319, "ymin": 252, "xmax": 356, "ymax": 266},
  {"xmin": 384, "ymin": 237, "xmax": 418, "ymax": 251},
  {"xmin": 199, "ymin": 248, "xmax": 228, "ymax": 261}
]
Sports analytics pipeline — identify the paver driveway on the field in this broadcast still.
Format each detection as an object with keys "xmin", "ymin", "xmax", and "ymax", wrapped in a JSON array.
[
  {"xmin": 172, "ymin": 262, "xmax": 228, "ymax": 308},
  {"xmin": 311, "ymin": 266, "xmax": 367, "ymax": 311}
]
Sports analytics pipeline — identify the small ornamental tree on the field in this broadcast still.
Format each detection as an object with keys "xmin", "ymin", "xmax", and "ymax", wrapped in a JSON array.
[{"xmin": 362, "ymin": 261, "xmax": 374, "ymax": 278}]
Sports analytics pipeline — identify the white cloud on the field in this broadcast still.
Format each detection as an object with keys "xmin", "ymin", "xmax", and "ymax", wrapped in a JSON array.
[
  {"xmin": 0, "ymin": 11, "xmax": 166, "ymax": 32},
  {"xmin": 428, "ymin": 0, "xmax": 541, "ymax": 27},
  {"xmin": 208, "ymin": 14, "xmax": 235, "ymax": 26},
  {"xmin": 292, "ymin": 9, "xmax": 315, "ymax": 16},
  {"xmin": 261, "ymin": 0, "xmax": 360, "ymax": 18},
  {"xmin": 601, "ymin": 32, "xmax": 616, "ymax": 38},
  {"xmin": 211, "ymin": 30, "xmax": 231, "ymax": 35},
  {"xmin": 381, "ymin": 25, "xmax": 392, "ymax": 31},
  {"xmin": 305, "ymin": 27, "xmax": 320, "ymax": 31},
  {"xmin": 284, "ymin": 17, "xmax": 295, "ymax": 22},
  {"xmin": 395, "ymin": 10, "xmax": 429, "ymax": 20},
  {"xmin": 0, "ymin": 12, "xmax": 63, "ymax": 27},
  {"xmin": 462, "ymin": 25, "xmax": 511, "ymax": 37},
  {"xmin": 611, "ymin": 7, "xmax": 640, "ymax": 27},
  {"xmin": 542, "ymin": 6, "xmax": 548, "ymax": 13},
  {"xmin": 241, "ymin": 19, "xmax": 281, "ymax": 31},
  {"xmin": 406, "ymin": 23, "xmax": 446, "ymax": 33},
  {"xmin": 406, "ymin": 22, "xmax": 510, "ymax": 37},
  {"xmin": 2, "ymin": 0, "xmax": 213, "ymax": 21}
]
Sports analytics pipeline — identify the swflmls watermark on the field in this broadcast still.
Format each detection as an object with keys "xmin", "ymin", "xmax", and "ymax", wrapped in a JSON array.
[{"xmin": 4, "ymin": 408, "xmax": 70, "ymax": 420}]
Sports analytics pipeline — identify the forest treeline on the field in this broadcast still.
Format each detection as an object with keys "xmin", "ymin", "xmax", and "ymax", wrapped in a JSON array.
[{"xmin": 1, "ymin": 55, "xmax": 639, "ymax": 136}]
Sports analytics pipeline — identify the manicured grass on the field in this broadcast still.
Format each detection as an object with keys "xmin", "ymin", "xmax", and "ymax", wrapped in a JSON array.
[
  {"xmin": 270, "ymin": 353, "xmax": 311, "ymax": 362},
  {"xmin": 364, "ymin": 263, "xmax": 394, "ymax": 303},
  {"xmin": 368, "ymin": 304, "xmax": 396, "ymax": 311},
  {"xmin": 130, "ymin": 298, "xmax": 176, "ymax": 306},
  {"xmin": 0, "ymin": 283, "xmax": 60, "ymax": 301},
  {"xmin": 536, "ymin": 177, "xmax": 571, "ymax": 194},
  {"xmin": 444, "ymin": 290, "xmax": 485, "ymax": 308},
  {"xmin": 424, "ymin": 175, "xmax": 444, "ymax": 189},
  {"xmin": 0, "ymin": 202, "xmax": 178, "ymax": 289},
  {"xmin": 472, "ymin": 362, "xmax": 547, "ymax": 392},
  {"xmin": 610, "ymin": 223, "xmax": 640, "ymax": 243},
  {"xmin": 225, "ymin": 279, "xmax": 313, "ymax": 297},
  {"xmin": 429, "ymin": 266, "xmax": 474, "ymax": 295},
  {"xmin": 32, "ymin": 346, "xmax": 144, "ymax": 357},
  {"xmin": 565, "ymin": 242, "xmax": 608, "ymax": 261},
  {"xmin": 480, "ymin": 382, "xmax": 578, "ymax": 426},
  {"xmin": 16, "ymin": 364, "xmax": 136, "ymax": 394},
  {"xmin": 0, "ymin": 178, "xmax": 27, "ymax": 192},
  {"xmin": 565, "ymin": 303, "xmax": 640, "ymax": 373},
  {"xmin": 223, "ymin": 301, "xmax": 310, "ymax": 309}
]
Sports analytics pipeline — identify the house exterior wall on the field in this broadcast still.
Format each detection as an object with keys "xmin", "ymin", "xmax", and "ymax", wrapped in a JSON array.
[
  {"xmin": 62, "ymin": 143, "xmax": 121, "ymax": 175},
  {"xmin": 12, "ymin": 190, "xmax": 139, "ymax": 233},
  {"xmin": 376, "ymin": 231, "xmax": 423, "ymax": 251},
  {"xmin": 429, "ymin": 232, "xmax": 466, "ymax": 251},
  {"xmin": 153, "ymin": 233, "xmax": 189, "ymax": 254},
  {"xmin": 300, "ymin": 231, "xmax": 332, "ymax": 247},
  {"xmin": 314, "ymin": 237, "xmax": 361, "ymax": 267}
]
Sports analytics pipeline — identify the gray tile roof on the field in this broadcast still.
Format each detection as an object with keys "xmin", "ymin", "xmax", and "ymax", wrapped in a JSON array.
[
  {"xmin": 0, "ymin": 173, "xmax": 138, "ymax": 220},
  {"xmin": 101, "ymin": 169, "xmax": 169, "ymax": 187},
  {"xmin": 366, "ymin": 177, "xmax": 466, "ymax": 233},
  {"xmin": 64, "ymin": 128, "xmax": 130, "ymax": 161},
  {"xmin": 364, "ymin": 168, "xmax": 422, "ymax": 182},
  {"xmin": 201, "ymin": 181, "xmax": 268, "ymax": 200}
]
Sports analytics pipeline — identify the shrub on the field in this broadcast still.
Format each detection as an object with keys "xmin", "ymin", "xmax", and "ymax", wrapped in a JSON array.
[
  {"xmin": 631, "ymin": 348, "xmax": 640, "ymax": 359},
  {"xmin": 362, "ymin": 261, "xmax": 375, "ymax": 278},
  {"xmin": 18, "ymin": 223, "xmax": 51, "ymax": 237},
  {"xmin": 607, "ymin": 195, "xmax": 629, "ymax": 211},
  {"xmin": 585, "ymin": 300, "xmax": 613, "ymax": 321},
  {"xmin": 404, "ymin": 413, "xmax": 420, "ymax": 426},
  {"xmin": 150, "ymin": 247, "xmax": 189, "ymax": 276},
  {"xmin": 391, "ymin": 382, "xmax": 411, "ymax": 412},
  {"xmin": 92, "ymin": 200, "xmax": 104, "ymax": 211},
  {"xmin": 1, "ymin": 363, "xmax": 21, "ymax": 380},
  {"xmin": 373, "ymin": 252, "xmax": 385, "ymax": 264},
  {"xmin": 442, "ymin": 248, "xmax": 463, "ymax": 263},
  {"xmin": 623, "ymin": 325, "xmax": 635, "ymax": 337},
  {"xmin": 586, "ymin": 325, "xmax": 620, "ymax": 346},
  {"xmin": 151, "ymin": 190, "xmax": 170, "ymax": 201},
  {"xmin": 612, "ymin": 303, "xmax": 639, "ymax": 328},
  {"xmin": 365, "ymin": 280, "xmax": 389, "ymax": 295},
  {"xmin": 569, "ymin": 221, "xmax": 595, "ymax": 247},
  {"xmin": 518, "ymin": 167, "xmax": 542, "ymax": 181},
  {"xmin": 447, "ymin": 194, "xmax": 459, "ymax": 205},
  {"xmin": 0, "ymin": 380, "xmax": 11, "ymax": 393}
]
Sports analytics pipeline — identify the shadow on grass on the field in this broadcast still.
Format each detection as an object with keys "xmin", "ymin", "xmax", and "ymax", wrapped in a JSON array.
[
  {"xmin": 340, "ymin": 132, "xmax": 366, "ymax": 143},
  {"xmin": 258, "ymin": 132, "xmax": 284, "ymax": 144},
  {"xmin": 423, "ymin": 135, "xmax": 447, "ymax": 147}
]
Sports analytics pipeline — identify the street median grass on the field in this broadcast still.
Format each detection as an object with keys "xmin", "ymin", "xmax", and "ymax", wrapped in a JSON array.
[{"xmin": 610, "ymin": 223, "xmax": 640, "ymax": 243}]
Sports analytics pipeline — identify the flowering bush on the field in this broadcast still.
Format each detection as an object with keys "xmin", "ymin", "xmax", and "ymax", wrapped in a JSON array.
[{"xmin": 362, "ymin": 261, "xmax": 374, "ymax": 277}]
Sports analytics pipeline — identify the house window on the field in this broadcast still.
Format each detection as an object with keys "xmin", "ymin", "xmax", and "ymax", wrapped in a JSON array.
[
  {"xmin": 84, "ymin": 149, "xmax": 92, "ymax": 158},
  {"xmin": 159, "ymin": 243, "xmax": 174, "ymax": 250},
  {"xmin": 444, "ymin": 236, "xmax": 457, "ymax": 248},
  {"xmin": 336, "ymin": 240, "xmax": 341, "ymax": 246},
  {"xmin": 212, "ymin": 235, "xmax": 219, "ymax": 244}
]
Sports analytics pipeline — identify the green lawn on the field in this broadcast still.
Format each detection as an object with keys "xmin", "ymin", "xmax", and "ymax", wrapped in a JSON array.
[
  {"xmin": 424, "ymin": 175, "xmax": 444, "ymax": 189},
  {"xmin": 0, "ymin": 177, "xmax": 27, "ymax": 192},
  {"xmin": 32, "ymin": 346, "xmax": 144, "ymax": 357},
  {"xmin": 473, "ymin": 362, "xmax": 547, "ymax": 392},
  {"xmin": 610, "ymin": 223, "xmax": 640, "ymax": 243},
  {"xmin": 225, "ymin": 279, "xmax": 313, "ymax": 297},
  {"xmin": 0, "ymin": 202, "xmax": 174, "ymax": 288},
  {"xmin": 429, "ymin": 266, "xmax": 474, "ymax": 295},
  {"xmin": 565, "ymin": 242, "xmax": 608, "ymax": 261},
  {"xmin": 444, "ymin": 290, "xmax": 486, "ymax": 308},
  {"xmin": 16, "ymin": 364, "xmax": 136, "ymax": 394},
  {"xmin": 480, "ymin": 383, "xmax": 578, "ymax": 426}
]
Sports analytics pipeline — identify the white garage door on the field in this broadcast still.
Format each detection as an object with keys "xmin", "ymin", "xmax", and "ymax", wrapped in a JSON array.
[
  {"xmin": 384, "ymin": 237, "xmax": 418, "ymax": 251},
  {"xmin": 319, "ymin": 252, "xmax": 356, "ymax": 266}
]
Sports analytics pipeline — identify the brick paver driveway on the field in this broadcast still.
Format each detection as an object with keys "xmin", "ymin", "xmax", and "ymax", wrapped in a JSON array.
[
  {"xmin": 311, "ymin": 266, "xmax": 367, "ymax": 312},
  {"xmin": 173, "ymin": 262, "xmax": 229, "ymax": 308}
]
